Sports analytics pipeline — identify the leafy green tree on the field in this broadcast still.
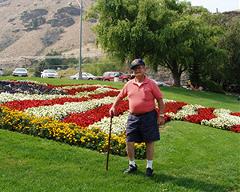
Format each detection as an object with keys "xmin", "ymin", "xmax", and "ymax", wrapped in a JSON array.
[
  {"xmin": 201, "ymin": 12, "xmax": 240, "ymax": 90},
  {"xmin": 188, "ymin": 24, "xmax": 226, "ymax": 87},
  {"xmin": 147, "ymin": 15, "xmax": 203, "ymax": 86},
  {"xmin": 219, "ymin": 20, "xmax": 240, "ymax": 86},
  {"xmin": 88, "ymin": 0, "xmax": 224, "ymax": 86},
  {"xmin": 34, "ymin": 51, "xmax": 68, "ymax": 76},
  {"xmin": 146, "ymin": 1, "xmax": 223, "ymax": 86},
  {"xmin": 87, "ymin": 0, "xmax": 161, "ymax": 62},
  {"xmin": 64, "ymin": 58, "xmax": 78, "ymax": 68},
  {"xmin": 34, "ymin": 60, "xmax": 46, "ymax": 77},
  {"xmin": 44, "ymin": 51, "xmax": 64, "ymax": 69}
]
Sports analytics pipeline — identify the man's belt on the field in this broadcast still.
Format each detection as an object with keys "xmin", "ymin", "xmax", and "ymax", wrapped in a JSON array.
[{"xmin": 130, "ymin": 109, "xmax": 155, "ymax": 116}]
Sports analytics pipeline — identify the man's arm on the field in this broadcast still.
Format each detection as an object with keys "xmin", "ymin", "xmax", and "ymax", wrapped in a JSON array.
[
  {"xmin": 109, "ymin": 96, "xmax": 122, "ymax": 116},
  {"xmin": 109, "ymin": 83, "xmax": 128, "ymax": 116},
  {"xmin": 156, "ymin": 98, "xmax": 165, "ymax": 125}
]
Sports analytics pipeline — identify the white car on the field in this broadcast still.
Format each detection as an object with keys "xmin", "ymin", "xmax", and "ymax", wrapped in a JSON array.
[
  {"xmin": 41, "ymin": 69, "xmax": 58, "ymax": 78},
  {"xmin": 12, "ymin": 68, "xmax": 28, "ymax": 77},
  {"xmin": 152, "ymin": 79, "xmax": 170, "ymax": 87},
  {"xmin": 70, "ymin": 72, "xmax": 96, "ymax": 80}
]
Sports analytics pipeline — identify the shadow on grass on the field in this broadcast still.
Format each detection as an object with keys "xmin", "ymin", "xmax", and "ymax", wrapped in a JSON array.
[{"xmin": 134, "ymin": 171, "xmax": 230, "ymax": 192}]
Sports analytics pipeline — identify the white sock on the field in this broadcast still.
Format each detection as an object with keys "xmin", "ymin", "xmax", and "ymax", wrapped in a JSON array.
[
  {"xmin": 129, "ymin": 160, "xmax": 136, "ymax": 166},
  {"xmin": 146, "ymin": 160, "xmax": 153, "ymax": 169}
]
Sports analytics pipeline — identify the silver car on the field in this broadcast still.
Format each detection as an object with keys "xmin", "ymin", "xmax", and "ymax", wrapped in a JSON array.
[
  {"xmin": 12, "ymin": 68, "xmax": 28, "ymax": 77},
  {"xmin": 41, "ymin": 69, "xmax": 58, "ymax": 78},
  {"xmin": 70, "ymin": 72, "xmax": 97, "ymax": 80}
]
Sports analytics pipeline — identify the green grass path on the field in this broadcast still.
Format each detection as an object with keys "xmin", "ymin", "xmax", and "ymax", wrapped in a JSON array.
[{"xmin": 1, "ymin": 122, "xmax": 239, "ymax": 192}]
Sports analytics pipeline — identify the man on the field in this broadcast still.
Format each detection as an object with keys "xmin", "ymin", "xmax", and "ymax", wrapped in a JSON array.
[{"xmin": 109, "ymin": 59, "xmax": 165, "ymax": 177}]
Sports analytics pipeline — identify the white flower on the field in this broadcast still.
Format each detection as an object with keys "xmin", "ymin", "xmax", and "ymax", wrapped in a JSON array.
[
  {"xmin": 89, "ymin": 112, "xmax": 129, "ymax": 134},
  {"xmin": 0, "ymin": 92, "xmax": 81, "ymax": 104},
  {"xmin": 171, "ymin": 104, "xmax": 204, "ymax": 120},
  {"xmin": 213, "ymin": 108, "xmax": 231, "ymax": 117},
  {"xmin": 201, "ymin": 109, "xmax": 240, "ymax": 129},
  {"xmin": 163, "ymin": 98, "xmax": 177, "ymax": 103},
  {"xmin": 74, "ymin": 87, "xmax": 119, "ymax": 97},
  {"xmin": 25, "ymin": 96, "xmax": 116, "ymax": 119}
]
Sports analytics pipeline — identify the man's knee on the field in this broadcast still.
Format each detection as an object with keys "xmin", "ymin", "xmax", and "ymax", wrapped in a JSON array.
[
  {"xmin": 127, "ymin": 142, "xmax": 135, "ymax": 148},
  {"xmin": 145, "ymin": 141, "xmax": 154, "ymax": 146}
]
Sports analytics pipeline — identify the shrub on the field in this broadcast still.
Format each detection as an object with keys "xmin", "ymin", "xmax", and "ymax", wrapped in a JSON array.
[{"xmin": 202, "ymin": 80, "xmax": 225, "ymax": 93}]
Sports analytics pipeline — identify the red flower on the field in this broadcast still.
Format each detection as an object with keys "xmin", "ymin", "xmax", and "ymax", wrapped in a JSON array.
[
  {"xmin": 185, "ymin": 108, "xmax": 216, "ymax": 124},
  {"xmin": 88, "ymin": 90, "xmax": 119, "ymax": 99},
  {"xmin": 3, "ymin": 97, "xmax": 89, "ymax": 111},
  {"xmin": 231, "ymin": 125, "xmax": 240, "ymax": 133},
  {"xmin": 164, "ymin": 114, "xmax": 171, "ymax": 122},
  {"xmin": 164, "ymin": 102, "xmax": 187, "ymax": 113},
  {"xmin": 230, "ymin": 112, "xmax": 240, "ymax": 117},
  {"xmin": 3, "ymin": 90, "xmax": 120, "ymax": 111},
  {"xmin": 63, "ymin": 100, "xmax": 129, "ymax": 127},
  {"xmin": 63, "ymin": 86, "xmax": 99, "ymax": 95}
]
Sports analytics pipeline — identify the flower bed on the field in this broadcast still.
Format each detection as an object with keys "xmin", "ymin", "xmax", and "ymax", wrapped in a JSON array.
[
  {"xmin": 2, "ymin": 90, "xmax": 119, "ymax": 111},
  {"xmin": 0, "ymin": 106, "xmax": 145, "ymax": 158},
  {"xmin": 0, "ymin": 80, "xmax": 239, "ymax": 159}
]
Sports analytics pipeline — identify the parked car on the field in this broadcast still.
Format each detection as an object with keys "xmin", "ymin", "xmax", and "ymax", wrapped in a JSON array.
[
  {"xmin": 12, "ymin": 68, "xmax": 28, "ymax": 77},
  {"xmin": 41, "ymin": 69, "xmax": 58, "ymax": 78},
  {"xmin": 152, "ymin": 79, "xmax": 171, "ymax": 87},
  {"xmin": 102, "ymin": 71, "xmax": 130, "ymax": 82},
  {"xmin": 70, "ymin": 72, "xmax": 97, "ymax": 80}
]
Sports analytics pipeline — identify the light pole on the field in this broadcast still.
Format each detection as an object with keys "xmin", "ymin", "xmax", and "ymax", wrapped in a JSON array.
[{"xmin": 75, "ymin": 0, "xmax": 83, "ymax": 79}]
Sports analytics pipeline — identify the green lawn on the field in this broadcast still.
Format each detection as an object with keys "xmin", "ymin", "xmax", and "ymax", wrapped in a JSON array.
[
  {"xmin": 0, "ymin": 122, "xmax": 239, "ymax": 192},
  {"xmin": 0, "ymin": 77, "xmax": 240, "ymax": 191},
  {"xmin": 161, "ymin": 86, "xmax": 240, "ymax": 112},
  {"xmin": 0, "ymin": 76, "xmax": 124, "ymax": 88}
]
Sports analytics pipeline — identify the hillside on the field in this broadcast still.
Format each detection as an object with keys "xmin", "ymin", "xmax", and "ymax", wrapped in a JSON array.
[
  {"xmin": 0, "ymin": 1, "xmax": 239, "ymax": 70},
  {"xmin": 0, "ymin": 0, "xmax": 102, "ymax": 68}
]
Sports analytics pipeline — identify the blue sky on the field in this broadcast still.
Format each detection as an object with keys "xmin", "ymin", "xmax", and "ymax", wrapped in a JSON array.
[{"xmin": 181, "ymin": 0, "xmax": 240, "ymax": 13}]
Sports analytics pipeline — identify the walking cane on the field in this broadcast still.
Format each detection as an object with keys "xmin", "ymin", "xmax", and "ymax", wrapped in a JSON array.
[{"xmin": 106, "ymin": 115, "xmax": 113, "ymax": 171}]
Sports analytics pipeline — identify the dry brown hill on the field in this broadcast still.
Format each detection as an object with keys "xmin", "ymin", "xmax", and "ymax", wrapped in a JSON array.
[{"xmin": 0, "ymin": 0, "xmax": 102, "ymax": 68}]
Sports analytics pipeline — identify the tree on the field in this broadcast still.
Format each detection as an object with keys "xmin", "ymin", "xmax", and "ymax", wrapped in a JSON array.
[
  {"xmin": 88, "ymin": 0, "xmax": 224, "ymax": 86},
  {"xmin": 200, "ymin": 11, "xmax": 240, "ymax": 91},
  {"xmin": 219, "ymin": 20, "xmax": 240, "ymax": 86},
  {"xmin": 188, "ymin": 23, "xmax": 226, "ymax": 87},
  {"xmin": 44, "ymin": 51, "xmax": 64, "ymax": 69},
  {"xmin": 34, "ymin": 60, "xmax": 46, "ymax": 77},
  {"xmin": 147, "ymin": 1, "xmax": 223, "ymax": 86},
  {"xmin": 147, "ymin": 15, "xmax": 202, "ymax": 86},
  {"xmin": 34, "ymin": 51, "xmax": 66, "ymax": 77},
  {"xmin": 87, "ymin": 0, "xmax": 161, "ymax": 62}
]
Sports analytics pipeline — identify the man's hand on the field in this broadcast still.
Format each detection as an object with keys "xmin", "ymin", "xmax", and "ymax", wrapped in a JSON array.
[
  {"xmin": 109, "ymin": 107, "xmax": 117, "ymax": 117},
  {"xmin": 157, "ymin": 116, "xmax": 165, "ymax": 126}
]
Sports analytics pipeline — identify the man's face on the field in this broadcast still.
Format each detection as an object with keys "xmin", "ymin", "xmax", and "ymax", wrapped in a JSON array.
[{"xmin": 132, "ymin": 65, "xmax": 145, "ymax": 76}]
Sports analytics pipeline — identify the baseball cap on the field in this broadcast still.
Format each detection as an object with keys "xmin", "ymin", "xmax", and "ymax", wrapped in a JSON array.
[{"xmin": 130, "ymin": 59, "xmax": 145, "ymax": 69}]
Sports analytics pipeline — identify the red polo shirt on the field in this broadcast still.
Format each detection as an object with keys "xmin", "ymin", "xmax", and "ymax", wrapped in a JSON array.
[{"xmin": 117, "ymin": 76, "xmax": 163, "ymax": 114}]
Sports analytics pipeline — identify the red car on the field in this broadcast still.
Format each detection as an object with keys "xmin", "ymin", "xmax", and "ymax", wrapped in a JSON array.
[{"xmin": 102, "ymin": 71, "xmax": 130, "ymax": 82}]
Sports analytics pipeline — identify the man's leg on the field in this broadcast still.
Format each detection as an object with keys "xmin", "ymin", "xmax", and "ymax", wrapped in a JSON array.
[
  {"xmin": 146, "ymin": 141, "xmax": 154, "ymax": 161},
  {"xmin": 145, "ymin": 141, "xmax": 154, "ymax": 176},
  {"xmin": 126, "ymin": 141, "xmax": 135, "ymax": 161},
  {"xmin": 127, "ymin": 141, "xmax": 136, "ymax": 166},
  {"xmin": 124, "ymin": 141, "xmax": 137, "ymax": 173}
]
